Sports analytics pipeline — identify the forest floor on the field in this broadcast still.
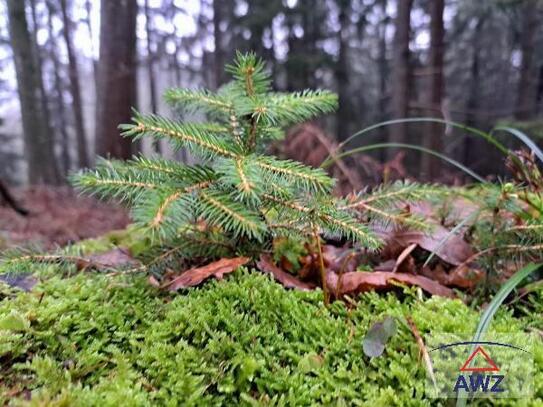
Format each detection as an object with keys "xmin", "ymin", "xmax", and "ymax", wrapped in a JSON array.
[
  {"xmin": 1, "ymin": 183, "xmax": 543, "ymax": 405},
  {"xmin": 0, "ymin": 187, "xmax": 129, "ymax": 250}
]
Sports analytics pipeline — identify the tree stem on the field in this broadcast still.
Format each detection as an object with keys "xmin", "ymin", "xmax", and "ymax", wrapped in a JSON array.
[{"xmin": 313, "ymin": 224, "xmax": 329, "ymax": 306}]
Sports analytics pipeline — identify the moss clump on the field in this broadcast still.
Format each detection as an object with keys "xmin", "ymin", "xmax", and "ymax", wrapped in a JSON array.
[{"xmin": 1, "ymin": 270, "xmax": 542, "ymax": 406}]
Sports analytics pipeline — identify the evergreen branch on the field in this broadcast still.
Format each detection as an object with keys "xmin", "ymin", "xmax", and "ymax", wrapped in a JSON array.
[
  {"xmin": 356, "ymin": 202, "xmax": 428, "ymax": 230},
  {"xmin": 71, "ymin": 162, "xmax": 158, "ymax": 204},
  {"xmin": 120, "ymin": 112, "xmax": 242, "ymax": 159},
  {"xmin": 256, "ymin": 156, "xmax": 334, "ymax": 193},
  {"xmin": 134, "ymin": 180, "xmax": 213, "ymax": 239},
  {"xmin": 197, "ymin": 190, "xmax": 266, "ymax": 241},
  {"xmin": 255, "ymin": 90, "xmax": 338, "ymax": 126},
  {"xmin": 319, "ymin": 212, "xmax": 381, "ymax": 248},
  {"xmin": 216, "ymin": 157, "xmax": 263, "ymax": 202},
  {"xmin": 340, "ymin": 182, "xmax": 443, "ymax": 210},
  {"xmin": 226, "ymin": 52, "xmax": 271, "ymax": 97},
  {"xmin": 164, "ymin": 88, "xmax": 233, "ymax": 115}
]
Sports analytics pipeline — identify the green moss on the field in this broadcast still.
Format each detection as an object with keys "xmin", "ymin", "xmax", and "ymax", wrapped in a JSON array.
[{"xmin": 1, "ymin": 270, "xmax": 542, "ymax": 406}]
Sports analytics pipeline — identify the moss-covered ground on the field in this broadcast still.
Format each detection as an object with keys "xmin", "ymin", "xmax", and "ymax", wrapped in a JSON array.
[{"xmin": 1, "ymin": 264, "xmax": 542, "ymax": 406}]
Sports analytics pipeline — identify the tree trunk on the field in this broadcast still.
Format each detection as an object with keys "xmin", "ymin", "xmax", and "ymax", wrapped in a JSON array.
[
  {"xmin": 6, "ymin": 0, "xmax": 60, "ymax": 184},
  {"xmin": 389, "ymin": 0, "xmax": 413, "ymax": 158},
  {"xmin": 335, "ymin": 0, "xmax": 352, "ymax": 141},
  {"xmin": 421, "ymin": 0, "xmax": 445, "ymax": 177},
  {"xmin": 515, "ymin": 0, "xmax": 539, "ymax": 120},
  {"xmin": 47, "ymin": 0, "xmax": 71, "ymax": 174},
  {"xmin": 377, "ymin": 0, "xmax": 388, "ymax": 161},
  {"xmin": 213, "ymin": 0, "xmax": 225, "ymax": 88},
  {"xmin": 144, "ymin": 0, "xmax": 160, "ymax": 154},
  {"xmin": 95, "ymin": 0, "xmax": 138, "ymax": 159},
  {"xmin": 60, "ymin": 0, "xmax": 90, "ymax": 168},
  {"xmin": 84, "ymin": 0, "xmax": 98, "ymax": 86}
]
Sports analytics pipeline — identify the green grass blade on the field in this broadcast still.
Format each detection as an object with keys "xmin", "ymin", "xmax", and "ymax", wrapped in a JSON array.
[
  {"xmin": 326, "ymin": 118, "xmax": 509, "ymax": 165},
  {"xmin": 456, "ymin": 262, "xmax": 541, "ymax": 406},
  {"xmin": 422, "ymin": 210, "xmax": 480, "ymax": 268},
  {"xmin": 320, "ymin": 142, "xmax": 487, "ymax": 183},
  {"xmin": 491, "ymin": 126, "xmax": 543, "ymax": 165}
]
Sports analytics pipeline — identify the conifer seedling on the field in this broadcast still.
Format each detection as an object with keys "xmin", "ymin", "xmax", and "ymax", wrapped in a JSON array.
[{"xmin": 73, "ymin": 53, "xmax": 380, "ymax": 299}]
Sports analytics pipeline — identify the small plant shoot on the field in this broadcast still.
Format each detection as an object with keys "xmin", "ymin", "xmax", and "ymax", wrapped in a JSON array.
[{"xmin": 72, "ymin": 53, "xmax": 380, "ymax": 290}]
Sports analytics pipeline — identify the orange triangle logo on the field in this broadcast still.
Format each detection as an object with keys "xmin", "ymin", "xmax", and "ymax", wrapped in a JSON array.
[{"xmin": 459, "ymin": 346, "xmax": 500, "ymax": 372}]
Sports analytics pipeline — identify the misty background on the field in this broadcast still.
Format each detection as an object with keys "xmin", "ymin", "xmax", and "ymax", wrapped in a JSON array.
[{"xmin": 1, "ymin": 0, "xmax": 542, "ymax": 185}]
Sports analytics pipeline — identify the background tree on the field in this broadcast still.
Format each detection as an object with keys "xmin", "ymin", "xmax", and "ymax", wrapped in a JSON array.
[
  {"xmin": 95, "ymin": 0, "xmax": 138, "ymax": 159},
  {"xmin": 6, "ymin": 0, "xmax": 60, "ymax": 184},
  {"xmin": 389, "ymin": 0, "xmax": 413, "ymax": 158},
  {"xmin": 421, "ymin": 0, "xmax": 445, "ymax": 176},
  {"xmin": 60, "ymin": 0, "xmax": 89, "ymax": 168}
]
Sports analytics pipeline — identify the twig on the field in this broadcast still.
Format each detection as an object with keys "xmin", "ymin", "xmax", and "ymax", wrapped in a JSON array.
[
  {"xmin": 0, "ymin": 179, "xmax": 29, "ymax": 216},
  {"xmin": 313, "ymin": 223, "xmax": 329, "ymax": 306},
  {"xmin": 406, "ymin": 316, "xmax": 437, "ymax": 390}
]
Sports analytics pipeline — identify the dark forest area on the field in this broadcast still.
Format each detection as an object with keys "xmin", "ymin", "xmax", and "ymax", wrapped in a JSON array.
[
  {"xmin": 0, "ymin": 0, "xmax": 542, "ymax": 185},
  {"xmin": 2, "ymin": 1, "xmax": 543, "ymax": 405}
]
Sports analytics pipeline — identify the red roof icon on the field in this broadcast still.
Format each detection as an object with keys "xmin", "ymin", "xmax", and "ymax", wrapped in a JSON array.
[{"xmin": 459, "ymin": 346, "xmax": 500, "ymax": 373}]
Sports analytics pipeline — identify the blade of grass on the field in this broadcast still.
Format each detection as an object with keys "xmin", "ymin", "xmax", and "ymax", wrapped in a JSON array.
[
  {"xmin": 320, "ymin": 142, "xmax": 487, "ymax": 183},
  {"xmin": 456, "ymin": 262, "xmax": 541, "ymax": 406},
  {"xmin": 491, "ymin": 126, "xmax": 543, "ymax": 165},
  {"xmin": 324, "ymin": 118, "xmax": 509, "ymax": 166},
  {"xmin": 422, "ymin": 210, "xmax": 481, "ymax": 268}
]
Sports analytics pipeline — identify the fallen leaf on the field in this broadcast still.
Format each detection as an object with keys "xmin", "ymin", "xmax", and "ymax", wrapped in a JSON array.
[
  {"xmin": 420, "ymin": 263, "xmax": 484, "ymax": 289},
  {"xmin": 374, "ymin": 224, "xmax": 473, "ymax": 266},
  {"xmin": 392, "ymin": 243, "xmax": 417, "ymax": 273},
  {"xmin": 73, "ymin": 248, "xmax": 140, "ymax": 271},
  {"xmin": 0, "ymin": 273, "xmax": 37, "ymax": 291},
  {"xmin": 164, "ymin": 257, "xmax": 250, "ymax": 291},
  {"xmin": 327, "ymin": 270, "xmax": 454, "ymax": 298},
  {"xmin": 148, "ymin": 275, "xmax": 161, "ymax": 287},
  {"xmin": 257, "ymin": 255, "xmax": 316, "ymax": 291},
  {"xmin": 363, "ymin": 316, "xmax": 397, "ymax": 357},
  {"xmin": 406, "ymin": 316, "xmax": 436, "ymax": 388},
  {"xmin": 86, "ymin": 248, "xmax": 139, "ymax": 268}
]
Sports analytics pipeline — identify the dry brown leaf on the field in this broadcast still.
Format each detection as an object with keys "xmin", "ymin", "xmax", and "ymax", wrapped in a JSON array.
[
  {"xmin": 420, "ymin": 263, "xmax": 484, "ymax": 289},
  {"xmin": 164, "ymin": 257, "xmax": 250, "ymax": 291},
  {"xmin": 327, "ymin": 270, "xmax": 455, "ymax": 298},
  {"xmin": 257, "ymin": 255, "xmax": 316, "ymax": 291},
  {"xmin": 392, "ymin": 243, "xmax": 417, "ymax": 273},
  {"xmin": 73, "ymin": 248, "xmax": 140, "ymax": 271},
  {"xmin": 375, "ymin": 224, "xmax": 473, "ymax": 266}
]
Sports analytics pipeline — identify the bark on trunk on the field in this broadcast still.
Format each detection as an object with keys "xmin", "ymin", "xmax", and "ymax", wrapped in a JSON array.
[
  {"xmin": 377, "ymin": 0, "xmax": 389, "ymax": 161},
  {"xmin": 144, "ymin": 0, "xmax": 160, "ymax": 153},
  {"xmin": 95, "ymin": 0, "xmax": 138, "ymax": 159},
  {"xmin": 47, "ymin": 1, "xmax": 71, "ymax": 174},
  {"xmin": 213, "ymin": 0, "xmax": 225, "ymax": 88},
  {"xmin": 7, "ymin": 0, "xmax": 60, "ymax": 184},
  {"xmin": 389, "ymin": 0, "xmax": 413, "ymax": 158},
  {"xmin": 515, "ymin": 0, "xmax": 539, "ymax": 120},
  {"xmin": 60, "ymin": 0, "xmax": 90, "ymax": 168},
  {"xmin": 421, "ymin": 0, "xmax": 445, "ymax": 176},
  {"xmin": 335, "ymin": 0, "xmax": 352, "ymax": 141}
]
